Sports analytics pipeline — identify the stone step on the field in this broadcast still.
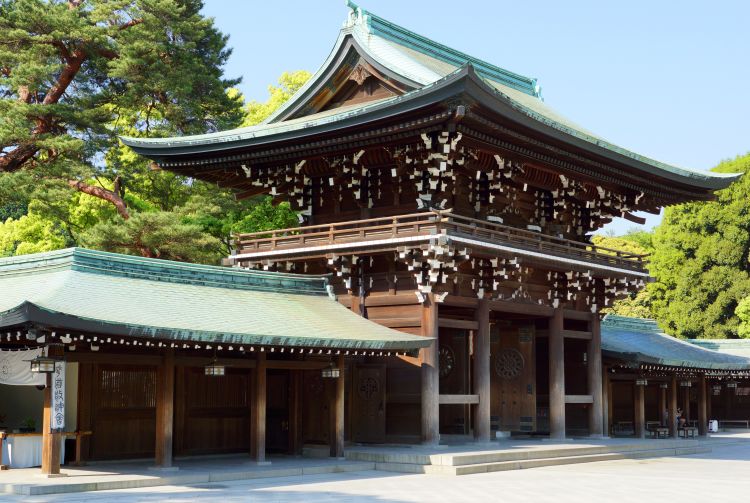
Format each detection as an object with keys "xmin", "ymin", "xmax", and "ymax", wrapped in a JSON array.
[
  {"xmin": 346, "ymin": 439, "xmax": 707, "ymax": 467},
  {"xmin": 370, "ymin": 446, "xmax": 711, "ymax": 476}
]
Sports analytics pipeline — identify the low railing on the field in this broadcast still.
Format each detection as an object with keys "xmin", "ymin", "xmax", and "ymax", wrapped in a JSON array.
[{"xmin": 232, "ymin": 211, "xmax": 647, "ymax": 272}]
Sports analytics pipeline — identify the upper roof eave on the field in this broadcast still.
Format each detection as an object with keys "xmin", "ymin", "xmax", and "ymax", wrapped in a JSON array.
[{"xmin": 121, "ymin": 65, "xmax": 739, "ymax": 192}]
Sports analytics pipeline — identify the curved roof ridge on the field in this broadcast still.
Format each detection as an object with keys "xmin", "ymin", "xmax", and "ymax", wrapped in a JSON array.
[
  {"xmin": 346, "ymin": 1, "xmax": 540, "ymax": 97},
  {"xmin": 0, "ymin": 247, "xmax": 330, "ymax": 296}
]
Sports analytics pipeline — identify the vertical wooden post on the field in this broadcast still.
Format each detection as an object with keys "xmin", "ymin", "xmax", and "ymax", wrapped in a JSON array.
[
  {"xmin": 331, "ymin": 355, "xmax": 345, "ymax": 457},
  {"xmin": 587, "ymin": 314, "xmax": 603, "ymax": 437},
  {"xmin": 154, "ymin": 349, "xmax": 175, "ymax": 468},
  {"xmin": 548, "ymin": 308, "xmax": 565, "ymax": 440},
  {"xmin": 602, "ymin": 367, "xmax": 611, "ymax": 437},
  {"xmin": 698, "ymin": 374, "xmax": 708, "ymax": 436},
  {"xmin": 421, "ymin": 293, "xmax": 440, "ymax": 445},
  {"xmin": 669, "ymin": 374, "xmax": 678, "ymax": 438},
  {"xmin": 41, "ymin": 344, "xmax": 64, "ymax": 476},
  {"xmin": 634, "ymin": 383, "xmax": 646, "ymax": 438},
  {"xmin": 473, "ymin": 299, "xmax": 491, "ymax": 442},
  {"xmin": 684, "ymin": 385, "xmax": 691, "ymax": 422},
  {"xmin": 251, "ymin": 352, "xmax": 267, "ymax": 463},
  {"xmin": 706, "ymin": 379, "xmax": 713, "ymax": 424},
  {"xmin": 659, "ymin": 385, "xmax": 667, "ymax": 427}
]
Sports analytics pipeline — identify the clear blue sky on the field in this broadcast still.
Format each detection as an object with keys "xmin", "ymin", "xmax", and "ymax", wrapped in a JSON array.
[{"xmin": 201, "ymin": 0, "xmax": 750, "ymax": 235}]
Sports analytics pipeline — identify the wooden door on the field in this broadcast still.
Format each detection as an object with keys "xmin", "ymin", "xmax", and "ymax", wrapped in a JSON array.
[
  {"xmin": 174, "ymin": 367, "xmax": 251, "ymax": 456},
  {"xmin": 491, "ymin": 322, "xmax": 537, "ymax": 432},
  {"xmin": 266, "ymin": 370, "xmax": 290, "ymax": 453},
  {"xmin": 80, "ymin": 364, "xmax": 157, "ymax": 460},
  {"xmin": 352, "ymin": 364, "xmax": 386, "ymax": 443}
]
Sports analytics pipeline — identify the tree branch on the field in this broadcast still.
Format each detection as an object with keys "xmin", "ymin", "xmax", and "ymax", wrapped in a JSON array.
[{"xmin": 68, "ymin": 179, "xmax": 130, "ymax": 219}]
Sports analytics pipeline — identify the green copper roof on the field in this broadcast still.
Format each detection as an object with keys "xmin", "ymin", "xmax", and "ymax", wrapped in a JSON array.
[
  {"xmin": 688, "ymin": 339, "xmax": 750, "ymax": 358},
  {"xmin": 345, "ymin": 0, "xmax": 539, "ymax": 97},
  {"xmin": 601, "ymin": 315, "xmax": 750, "ymax": 371},
  {"xmin": 0, "ymin": 248, "xmax": 429, "ymax": 351},
  {"xmin": 120, "ymin": 5, "xmax": 741, "ymax": 194}
]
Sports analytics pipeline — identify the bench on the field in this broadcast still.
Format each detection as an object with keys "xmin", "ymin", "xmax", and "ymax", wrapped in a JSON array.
[
  {"xmin": 612, "ymin": 421, "xmax": 635, "ymax": 437},
  {"xmin": 647, "ymin": 426, "xmax": 670, "ymax": 439},
  {"xmin": 678, "ymin": 426, "xmax": 698, "ymax": 439},
  {"xmin": 718, "ymin": 420, "xmax": 750, "ymax": 429}
]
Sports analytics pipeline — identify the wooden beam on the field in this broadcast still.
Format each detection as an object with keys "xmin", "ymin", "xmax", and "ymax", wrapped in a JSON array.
[
  {"xmin": 563, "ymin": 309, "xmax": 592, "ymax": 321},
  {"xmin": 562, "ymin": 330, "xmax": 592, "ymax": 340},
  {"xmin": 421, "ymin": 293, "xmax": 440, "ymax": 445},
  {"xmin": 154, "ymin": 349, "xmax": 175, "ymax": 468},
  {"xmin": 549, "ymin": 308, "xmax": 566, "ymax": 439},
  {"xmin": 438, "ymin": 318, "xmax": 479, "ymax": 330},
  {"xmin": 565, "ymin": 394, "xmax": 594, "ymax": 404},
  {"xmin": 331, "ymin": 355, "xmax": 345, "ymax": 458},
  {"xmin": 41, "ymin": 344, "xmax": 64, "ymax": 475},
  {"xmin": 265, "ymin": 360, "xmax": 330, "ymax": 370},
  {"xmin": 66, "ymin": 352, "xmax": 162, "ymax": 365},
  {"xmin": 473, "ymin": 299, "xmax": 491, "ymax": 442},
  {"xmin": 489, "ymin": 299, "xmax": 554, "ymax": 317},
  {"xmin": 441, "ymin": 295, "xmax": 480, "ymax": 308},
  {"xmin": 251, "ymin": 353, "xmax": 267, "ymax": 462},
  {"xmin": 369, "ymin": 317, "xmax": 421, "ymax": 328},
  {"xmin": 364, "ymin": 294, "xmax": 420, "ymax": 307},
  {"xmin": 176, "ymin": 356, "xmax": 256, "ymax": 368},
  {"xmin": 588, "ymin": 315, "xmax": 604, "ymax": 437},
  {"xmin": 439, "ymin": 394, "xmax": 480, "ymax": 405}
]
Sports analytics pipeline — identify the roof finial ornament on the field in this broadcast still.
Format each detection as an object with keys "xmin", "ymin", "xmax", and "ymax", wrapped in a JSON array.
[{"xmin": 344, "ymin": 0, "xmax": 362, "ymax": 28}]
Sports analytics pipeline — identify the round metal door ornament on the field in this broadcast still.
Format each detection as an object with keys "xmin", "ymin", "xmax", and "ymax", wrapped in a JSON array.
[
  {"xmin": 494, "ymin": 348, "xmax": 524, "ymax": 379},
  {"xmin": 358, "ymin": 376, "xmax": 380, "ymax": 400},
  {"xmin": 439, "ymin": 346, "xmax": 456, "ymax": 379}
]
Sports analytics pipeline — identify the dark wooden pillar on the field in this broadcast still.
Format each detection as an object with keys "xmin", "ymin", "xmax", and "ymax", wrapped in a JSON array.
[
  {"xmin": 549, "ymin": 308, "xmax": 565, "ymax": 439},
  {"xmin": 41, "ymin": 344, "xmax": 64, "ymax": 475},
  {"xmin": 588, "ymin": 314, "xmax": 603, "ymax": 437},
  {"xmin": 698, "ymin": 374, "xmax": 708, "ymax": 436},
  {"xmin": 473, "ymin": 299, "xmax": 491, "ymax": 442},
  {"xmin": 331, "ymin": 355, "xmax": 345, "ymax": 457},
  {"xmin": 421, "ymin": 293, "xmax": 440, "ymax": 445},
  {"xmin": 154, "ymin": 349, "xmax": 175, "ymax": 468},
  {"xmin": 602, "ymin": 367, "xmax": 611, "ymax": 436},
  {"xmin": 659, "ymin": 385, "xmax": 667, "ymax": 427},
  {"xmin": 669, "ymin": 374, "xmax": 678, "ymax": 438},
  {"xmin": 684, "ymin": 384, "xmax": 691, "ymax": 422},
  {"xmin": 634, "ymin": 383, "xmax": 646, "ymax": 438},
  {"xmin": 251, "ymin": 352, "xmax": 267, "ymax": 462}
]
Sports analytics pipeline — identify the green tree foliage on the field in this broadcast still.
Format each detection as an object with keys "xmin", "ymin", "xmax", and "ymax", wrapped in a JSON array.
[
  {"xmin": 242, "ymin": 70, "xmax": 311, "ymax": 126},
  {"xmin": 81, "ymin": 210, "xmax": 222, "ymax": 263},
  {"xmin": 736, "ymin": 296, "xmax": 750, "ymax": 339},
  {"xmin": 592, "ymin": 233, "xmax": 653, "ymax": 318},
  {"xmin": 0, "ymin": 0, "xmax": 303, "ymax": 263},
  {"xmin": 649, "ymin": 153, "xmax": 750, "ymax": 339}
]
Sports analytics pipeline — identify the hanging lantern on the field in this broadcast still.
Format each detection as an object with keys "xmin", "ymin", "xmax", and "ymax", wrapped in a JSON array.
[
  {"xmin": 680, "ymin": 380, "xmax": 692, "ymax": 388},
  {"xmin": 659, "ymin": 383, "xmax": 668, "ymax": 389},
  {"xmin": 726, "ymin": 381, "xmax": 738, "ymax": 389},
  {"xmin": 321, "ymin": 365, "xmax": 341, "ymax": 379},
  {"xmin": 635, "ymin": 378, "xmax": 648, "ymax": 386},
  {"xmin": 28, "ymin": 354, "xmax": 56, "ymax": 374},
  {"xmin": 204, "ymin": 356, "xmax": 225, "ymax": 377}
]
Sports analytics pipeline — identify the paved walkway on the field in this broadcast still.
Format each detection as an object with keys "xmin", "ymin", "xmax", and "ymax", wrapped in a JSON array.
[{"xmin": 3, "ymin": 439, "xmax": 750, "ymax": 502}]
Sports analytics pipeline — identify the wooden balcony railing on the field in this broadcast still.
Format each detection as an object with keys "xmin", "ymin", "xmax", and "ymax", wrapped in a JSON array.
[{"xmin": 232, "ymin": 211, "xmax": 647, "ymax": 273}]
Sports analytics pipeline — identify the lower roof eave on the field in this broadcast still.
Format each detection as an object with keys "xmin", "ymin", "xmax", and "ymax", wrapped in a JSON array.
[{"xmin": 0, "ymin": 303, "xmax": 431, "ymax": 353}]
